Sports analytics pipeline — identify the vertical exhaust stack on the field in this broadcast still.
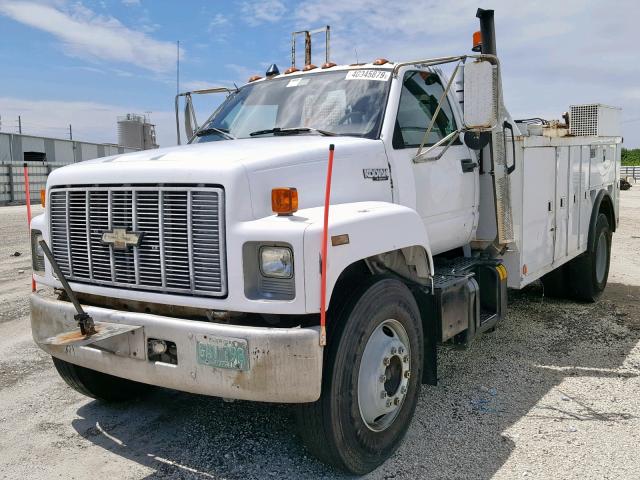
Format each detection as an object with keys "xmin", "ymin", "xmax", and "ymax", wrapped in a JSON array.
[{"xmin": 476, "ymin": 8, "xmax": 496, "ymax": 56}]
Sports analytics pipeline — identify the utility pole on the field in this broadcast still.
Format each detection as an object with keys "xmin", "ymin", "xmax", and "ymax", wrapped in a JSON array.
[
  {"xmin": 18, "ymin": 115, "xmax": 22, "ymax": 134},
  {"xmin": 69, "ymin": 124, "xmax": 73, "ymax": 140}
]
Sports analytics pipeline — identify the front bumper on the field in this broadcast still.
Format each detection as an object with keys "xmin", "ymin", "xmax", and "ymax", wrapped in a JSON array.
[{"xmin": 31, "ymin": 293, "xmax": 323, "ymax": 403}]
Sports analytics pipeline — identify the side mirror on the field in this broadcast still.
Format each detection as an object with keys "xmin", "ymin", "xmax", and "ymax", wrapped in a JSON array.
[
  {"xmin": 183, "ymin": 94, "xmax": 198, "ymax": 140},
  {"xmin": 463, "ymin": 60, "xmax": 498, "ymax": 131}
]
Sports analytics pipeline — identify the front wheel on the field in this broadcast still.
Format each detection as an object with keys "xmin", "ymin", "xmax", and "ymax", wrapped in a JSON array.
[
  {"xmin": 296, "ymin": 277, "xmax": 423, "ymax": 474},
  {"xmin": 52, "ymin": 357, "xmax": 151, "ymax": 402}
]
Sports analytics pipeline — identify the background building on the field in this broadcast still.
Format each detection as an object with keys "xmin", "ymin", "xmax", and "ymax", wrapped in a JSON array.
[{"xmin": 0, "ymin": 127, "xmax": 142, "ymax": 205}]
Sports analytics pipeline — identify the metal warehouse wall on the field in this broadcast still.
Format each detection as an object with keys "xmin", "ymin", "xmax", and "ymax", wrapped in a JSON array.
[{"xmin": 0, "ymin": 132, "xmax": 137, "ymax": 205}]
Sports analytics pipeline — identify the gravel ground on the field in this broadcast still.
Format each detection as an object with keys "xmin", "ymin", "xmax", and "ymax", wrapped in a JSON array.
[{"xmin": 1, "ymin": 190, "xmax": 639, "ymax": 480}]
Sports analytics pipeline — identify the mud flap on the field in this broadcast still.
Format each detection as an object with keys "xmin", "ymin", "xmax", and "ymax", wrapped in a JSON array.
[{"xmin": 410, "ymin": 285, "xmax": 438, "ymax": 386}]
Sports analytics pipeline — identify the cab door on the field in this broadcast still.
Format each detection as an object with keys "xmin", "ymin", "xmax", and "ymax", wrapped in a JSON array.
[{"xmin": 387, "ymin": 70, "xmax": 477, "ymax": 255}]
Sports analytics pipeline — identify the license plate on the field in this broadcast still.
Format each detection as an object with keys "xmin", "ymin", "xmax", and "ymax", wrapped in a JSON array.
[{"xmin": 196, "ymin": 334, "xmax": 249, "ymax": 371}]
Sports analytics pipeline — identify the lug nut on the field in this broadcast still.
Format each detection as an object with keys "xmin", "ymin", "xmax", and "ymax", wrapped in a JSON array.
[
  {"xmin": 401, "ymin": 386, "xmax": 407, "ymax": 394},
  {"xmin": 403, "ymin": 355, "xmax": 409, "ymax": 363},
  {"xmin": 383, "ymin": 357, "xmax": 390, "ymax": 366},
  {"xmin": 404, "ymin": 371, "xmax": 411, "ymax": 379},
  {"xmin": 398, "ymin": 346, "xmax": 405, "ymax": 354},
  {"xmin": 379, "ymin": 375, "xmax": 386, "ymax": 383},
  {"xmin": 386, "ymin": 399, "xmax": 392, "ymax": 408},
  {"xmin": 394, "ymin": 397, "xmax": 400, "ymax": 406},
  {"xmin": 381, "ymin": 391, "xmax": 387, "ymax": 399},
  {"xmin": 391, "ymin": 347, "xmax": 397, "ymax": 355}
]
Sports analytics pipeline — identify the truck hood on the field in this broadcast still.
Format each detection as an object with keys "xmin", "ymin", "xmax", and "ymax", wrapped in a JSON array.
[{"xmin": 47, "ymin": 135, "xmax": 393, "ymax": 220}]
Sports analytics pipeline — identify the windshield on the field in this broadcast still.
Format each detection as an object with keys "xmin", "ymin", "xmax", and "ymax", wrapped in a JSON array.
[{"xmin": 191, "ymin": 69, "xmax": 391, "ymax": 142}]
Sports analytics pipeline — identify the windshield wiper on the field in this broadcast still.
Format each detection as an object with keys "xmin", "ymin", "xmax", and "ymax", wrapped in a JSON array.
[
  {"xmin": 194, "ymin": 127, "xmax": 236, "ymax": 140},
  {"xmin": 249, "ymin": 127, "xmax": 337, "ymax": 137}
]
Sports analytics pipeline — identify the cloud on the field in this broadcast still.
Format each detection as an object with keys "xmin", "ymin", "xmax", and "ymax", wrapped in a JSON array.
[
  {"xmin": 208, "ymin": 13, "xmax": 229, "ymax": 29},
  {"xmin": 207, "ymin": 12, "xmax": 231, "ymax": 43},
  {"xmin": 241, "ymin": 0, "xmax": 286, "ymax": 26},
  {"xmin": 0, "ymin": 1, "xmax": 180, "ymax": 73},
  {"xmin": 291, "ymin": 0, "xmax": 640, "ymax": 146},
  {"xmin": 181, "ymin": 80, "xmax": 223, "ymax": 91},
  {"xmin": 0, "ymin": 96, "xmax": 175, "ymax": 147}
]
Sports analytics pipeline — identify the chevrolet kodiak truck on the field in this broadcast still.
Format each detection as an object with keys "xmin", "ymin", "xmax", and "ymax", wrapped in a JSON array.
[{"xmin": 29, "ymin": 10, "xmax": 621, "ymax": 474}]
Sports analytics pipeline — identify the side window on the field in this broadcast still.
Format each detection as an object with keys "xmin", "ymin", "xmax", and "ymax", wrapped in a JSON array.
[{"xmin": 394, "ymin": 71, "xmax": 458, "ymax": 149}]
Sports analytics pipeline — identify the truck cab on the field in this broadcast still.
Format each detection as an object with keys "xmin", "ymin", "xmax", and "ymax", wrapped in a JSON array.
[{"xmin": 29, "ymin": 9, "xmax": 621, "ymax": 475}]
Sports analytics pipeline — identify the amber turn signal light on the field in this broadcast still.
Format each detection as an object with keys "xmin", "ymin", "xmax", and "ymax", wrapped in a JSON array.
[
  {"xmin": 472, "ymin": 30, "xmax": 482, "ymax": 52},
  {"xmin": 40, "ymin": 188, "xmax": 46, "ymax": 208},
  {"xmin": 272, "ymin": 187, "xmax": 298, "ymax": 215}
]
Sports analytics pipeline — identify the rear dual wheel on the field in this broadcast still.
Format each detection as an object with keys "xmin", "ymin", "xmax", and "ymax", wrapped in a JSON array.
[
  {"xmin": 297, "ymin": 277, "xmax": 423, "ymax": 474},
  {"xmin": 569, "ymin": 213, "xmax": 611, "ymax": 301},
  {"xmin": 541, "ymin": 213, "xmax": 611, "ymax": 302}
]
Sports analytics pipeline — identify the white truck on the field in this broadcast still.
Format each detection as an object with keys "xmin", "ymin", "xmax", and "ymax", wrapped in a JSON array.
[{"xmin": 29, "ymin": 10, "xmax": 621, "ymax": 474}]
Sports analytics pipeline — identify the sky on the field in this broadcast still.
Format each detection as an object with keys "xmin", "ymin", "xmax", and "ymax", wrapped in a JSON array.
[{"xmin": 0, "ymin": 0, "xmax": 639, "ymax": 148}]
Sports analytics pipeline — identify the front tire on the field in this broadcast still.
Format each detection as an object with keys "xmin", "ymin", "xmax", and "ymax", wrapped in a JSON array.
[
  {"xmin": 568, "ymin": 213, "xmax": 612, "ymax": 302},
  {"xmin": 52, "ymin": 357, "xmax": 151, "ymax": 402},
  {"xmin": 297, "ymin": 277, "xmax": 423, "ymax": 474}
]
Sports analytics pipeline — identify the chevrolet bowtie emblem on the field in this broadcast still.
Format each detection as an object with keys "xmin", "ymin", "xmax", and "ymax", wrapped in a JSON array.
[{"xmin": 101, "ymin": 228, "xmax": 144, "ymax": 250}]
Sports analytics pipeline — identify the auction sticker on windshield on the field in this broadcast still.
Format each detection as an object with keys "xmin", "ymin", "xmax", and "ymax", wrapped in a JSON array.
[
  {"xmin": 346, "ymin": 70, "xmax": 391, "ymax": 81},
  {"xmin": 196, "ymin": 334, "xmax": 249, "ymax": 371},
  {"xmin": 286, "ymin": 77, "xmax": 310, "ymax": 87}
]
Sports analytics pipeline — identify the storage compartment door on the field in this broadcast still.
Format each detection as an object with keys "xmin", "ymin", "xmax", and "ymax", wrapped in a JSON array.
[
  {"xmin": 579, "ymin": 145, "xmax": 592, "ymax": 250},
  {"xmin": 568, "ymin": 146, "xmax": 582, "ymax": 255},
  {"xmin": 554, "ymin": 147, "xmax": 569, "ymax": 261},
  {"xmin": 522, "ymin": 147, "xmax": 555, "ymax": 277}
]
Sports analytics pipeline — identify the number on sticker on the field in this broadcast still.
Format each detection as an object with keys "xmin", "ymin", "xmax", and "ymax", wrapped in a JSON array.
[{"xmin": 345, "ymin": 70, "xmax": 391, "ymax": 81}]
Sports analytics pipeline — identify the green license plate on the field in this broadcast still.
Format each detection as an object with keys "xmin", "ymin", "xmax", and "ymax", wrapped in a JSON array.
[{"xmin": 196, "ymin": 334, "xmax": 249, "ymax": 371}]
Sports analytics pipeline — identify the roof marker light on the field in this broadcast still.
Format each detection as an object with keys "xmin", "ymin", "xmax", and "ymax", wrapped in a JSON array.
[
  {"xmin": 303, "ymin": 64, "xmax": 317, "ymax": 71},
  {"xmin": 248, "ymin": 75, "xmax": 263, "ymax": 82},
  {"xmin": 373, "ymin": 58, "xmax": 390, "ymax": 65}
]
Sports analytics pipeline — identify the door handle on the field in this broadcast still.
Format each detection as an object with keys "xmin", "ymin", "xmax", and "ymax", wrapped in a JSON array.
[{"xmin": 460, "ymin": 158, "xmax": 478, "ymax": 173}]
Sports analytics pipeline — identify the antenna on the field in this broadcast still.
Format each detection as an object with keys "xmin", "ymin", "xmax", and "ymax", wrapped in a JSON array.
[
  {"xmin": 176, "ymin": 40, "xmax": 180, "ymax": 95},
  {"xmin": 354, "ymin": 48, "xmax": 359, "ymax": 64}
]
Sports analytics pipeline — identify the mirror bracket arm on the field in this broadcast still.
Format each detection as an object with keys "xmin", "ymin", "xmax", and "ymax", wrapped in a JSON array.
[
  {"xmin": 414, "ymin": 60, "xmax": 463, "ymax": 159},
  {"xmin": 413, "ymin": 129, "xmax": 461, "ymax": 163}
]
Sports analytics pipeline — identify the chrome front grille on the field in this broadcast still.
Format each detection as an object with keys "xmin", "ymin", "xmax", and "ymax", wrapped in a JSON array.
[{"xmin": 49, "ymin": 186, "xmax": 226, "ymax": 297}]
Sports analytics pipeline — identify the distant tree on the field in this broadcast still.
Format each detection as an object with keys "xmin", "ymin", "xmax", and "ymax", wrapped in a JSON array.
[{"xmin": 622, "ymin": 148, "xmax": 640, "ymax": 166}]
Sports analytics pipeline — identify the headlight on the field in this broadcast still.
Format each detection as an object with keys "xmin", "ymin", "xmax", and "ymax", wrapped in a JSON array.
[
  {"xmin": 31, "ymin": 230, "xmax": 45, "ymax": 273},
  {"xmin": 260, "ymin": 246, "xmax": 293, "ymax": 279}
]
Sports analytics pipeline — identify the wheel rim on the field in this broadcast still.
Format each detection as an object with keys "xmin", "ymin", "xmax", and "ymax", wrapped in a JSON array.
[
  {"xmin": 595, "ymin": 231, "xmax": 608, "ymax": 284},
  {"xmin": 357, "ymin": 319, "xmax": 411, "ymax": 432}
]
